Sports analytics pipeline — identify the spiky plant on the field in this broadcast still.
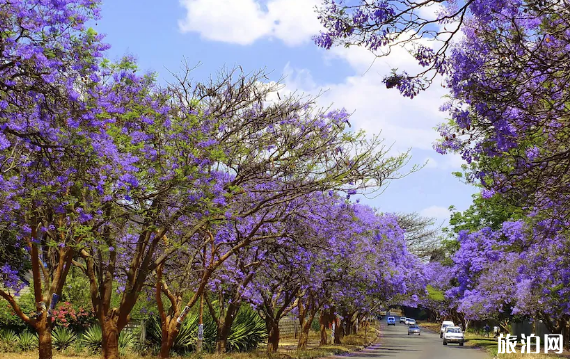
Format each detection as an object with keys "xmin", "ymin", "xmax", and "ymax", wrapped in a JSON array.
[{"xmin": 52, "ymin": 327, "xmax": 76, "ymax": 351}]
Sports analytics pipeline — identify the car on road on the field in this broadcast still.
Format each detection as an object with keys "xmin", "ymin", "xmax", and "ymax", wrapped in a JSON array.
[
  {"xmin": 387, "ymin": 316, "xmax": 396, "ymax": 326},
  {"xmin": 442, "ymin": 326, "xmax": 464, "ymax": 346},
  {"xmin": 400, "ymin": 316, "xmax": 407, "ymax": 323},
  {"xmin": 405, "ymin": 318, "xmax": 416, "ymax": 325},
  {"xmin": 408, "ymin": 324, "xmax": 420, "ymax": 335},
  {"xmin": 440, "ymin": 320, "xmax": 455, "ymax": 338}
]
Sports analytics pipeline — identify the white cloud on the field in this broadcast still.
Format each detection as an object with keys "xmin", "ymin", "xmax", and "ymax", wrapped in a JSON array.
[
  {"xmin": 419, "ymin": 205, "xmax": 451, "ymax": 221},
  {"xmin": 282, "ymin": 44, "xmax": 448, "ymax": 153},
  {"xmin": 178, "ymin": 0, "xmax": 323, "ymax": 46},
  {"xmin": 417, "ymin": 3, "xmax": 444, "ymax": 22}
]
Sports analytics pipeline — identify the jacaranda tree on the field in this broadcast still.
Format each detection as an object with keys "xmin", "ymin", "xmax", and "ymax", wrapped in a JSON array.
[
  {"xmin": 0, "ymin": 1, "xmax": 118, "ymax": 358},
  {"xmin": 150, "ymin": 63, "xmax": 415, "ymax": 357}
]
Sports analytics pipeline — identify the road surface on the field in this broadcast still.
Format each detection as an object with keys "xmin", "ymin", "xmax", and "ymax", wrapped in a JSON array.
[{"xmin": 334, "ymin": 317, "xmax": 490, "ymax": 359}]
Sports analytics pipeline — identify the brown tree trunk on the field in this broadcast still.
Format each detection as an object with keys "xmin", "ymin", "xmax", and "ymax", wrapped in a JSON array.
[
  {"xmin": 216, "ymin": 335, "xmax": 228, "ymax": 354},
  {"xmin": 562, "ymin": 316, "xmax": 570, "ymax": 349},
  {"xmin": 37, "ymin": 321, "xmax": 53, "ymax": 359},
  {"xmin": 267, "ymin": 321, "xmax": 280, "ymax": 353},
  {"xmin": 334, "ymin": 316, "xmax": 342, "ymax": 344},
  {"xmin": 319, "ymin": 311, "xmax": 329, "ymax": 345},
  {"xmin": 319, "ymin": 309, "xmax": 333, "ymax": 345},
  {"xmin": 215, "ymin": 302, "xmax": 241, "ymax": 354},
  {"xmin": 216, "ymin": 320, "xmax": 230, "ymax": 354},
  {"xmin": 159, "ymin": 318, "xmax": 178, "ymax": 359},
  {"xmin": 101, "ymin": 318, "xmax": 120, "ymax": 359},
  {"xmin": 298, "ymin": 309, "xmax": 317, "ymax": 350}
]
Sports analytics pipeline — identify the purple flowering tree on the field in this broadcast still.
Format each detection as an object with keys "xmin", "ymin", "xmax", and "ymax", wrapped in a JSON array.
[
  {"xmin": 148, "ymin": 64, "xmax": 414, "ymax": 358},
  {"xmin": 0, "ymin": 2, "xmax": 121, "ymax": 359},
  {"xmin": 433, "ymin": 1, "xmax": 570, "ymax": 221},
  {"xmin": 314, "ymin": 0, "xmax": 566, "ymax": 97},
  {"xmin": 71, "ymin": 59, "xmax": 227, "ymax": 359},
  {"xmin": 447, "ymin": 221, "xmax": 570, "ymax": 337}
]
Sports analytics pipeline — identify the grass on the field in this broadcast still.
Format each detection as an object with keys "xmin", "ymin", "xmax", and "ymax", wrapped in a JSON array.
[
  {"xmin": 464, "ymin": 334, "xmax": 499, "ymax": 356},
  {"xmin": 463, "ymin": 332, "xmax": 568, "ymax": 359},
  {"xmin": 417, "ymin": 321, "xmax": 439, "ymax": 333},
  {"xmin": 0, "ymin": 324, "xmax": 380, "ymax": 359}
]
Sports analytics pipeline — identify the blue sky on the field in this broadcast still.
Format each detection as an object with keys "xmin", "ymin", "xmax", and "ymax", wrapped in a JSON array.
[{"xmin": 95, "ymin": 0, "xmax": 477, "ymax": 225}]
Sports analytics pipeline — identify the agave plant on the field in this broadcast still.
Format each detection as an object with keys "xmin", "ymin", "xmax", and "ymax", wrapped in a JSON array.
[
  {"xmin": 81, "ymin": 325, "xmax": 102, "ymax": 354},
  {"xmin": 146, "ymin": 311, "xmax": 217, "ymax": 354},
  {"xmin": 226, "ymin": 306, "xmax": 267, "ymax": 352},
  {"xmin": 0, "ymin": 329, "xmax": 19, "ymax": 343},
  {"xmin": 52, "ymin": 327, "xmax": 76, "ymax": 351},
  {"xmin": 81, "ymin": 324, "xmax": 136, "ymax": 354},
  {"xmin": 118, "ymin": 330, "xmax": 136, "ymax": 355},
  {"xmin": 17, "ymin": 330, "xmax": 38, "ymax": 351},
  {"xmin": 144, "ymin": 305, "xmax": 266, "ymax": 354}
]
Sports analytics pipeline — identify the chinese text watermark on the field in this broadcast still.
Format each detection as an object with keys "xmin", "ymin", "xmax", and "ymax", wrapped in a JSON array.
[{"xmin": 498, "ymin": 334, "xmax": 563, "ymax": 354}]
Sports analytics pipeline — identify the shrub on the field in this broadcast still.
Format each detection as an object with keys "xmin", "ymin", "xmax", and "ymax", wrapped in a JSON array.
[
  {"xmin": 0, "ymin": 329, "xmax": 20, "ymax": 353},
  {"xmin": 81, "ymin": 325, "xmax": 102, "ymax": 354},
  {"xmin": 311, "ymin": 317, "xmax": 320, "ymax": 332},
  {"xmin": 119, "ymin": 330, "xmax": 136, "ymax": 355},
  {"xmin": 0, "ymin": 329, "xmax": 18, "ymax": 343},
  {"xmin": 17, "ymin": 330, "xmax": 38, "ymax": 351},
  {"xmin": 146, "ymin": 312, "xmax": 216, "ymax": 354},
  {"xmin": 226, "ymin": 306, "xmax": 267, "ymax": 352},
  {"xmin": 0, "ymin": 293, "xmax": 34, "ymax": 332},
  {"xmin": 81, "ymin": 324, "xmax": 136, "ymax": 354},
  {"xmin": 145, "ymin": 305, "xmax": 266, "ymax": 354},
  {"xmin": 52, "ymin": 326, "xmax": 76, "ymax": 351},
  {"xmin": 52, "ymin": 302, "xmax": 96, "ymax": 332}
]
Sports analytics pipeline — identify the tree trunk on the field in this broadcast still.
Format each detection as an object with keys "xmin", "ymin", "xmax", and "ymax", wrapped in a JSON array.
[
  {"xmin": 298, "ymin": 329, "xmax": 309, "ymax": 350},
  {"xmin": 37, "ymin": 322, "xmax": 53, "ymax": 359},
  {"xmin": 216, "ymin": 302, "xmax": 240, "ymax": 354},
  {"xmin": 158, "ymin": 316, "xmax": 179, "ymax": 359},
  {"xmin": 319, "ymin": 311, "xmax": 329, "ymax": 345},
  {"xmin": 298, "ymin": 309, "xmax": 316, "ymax": 350},
  {"xmin": 562, "ymin": 316, "xmax": 570, "ymax": 349},
  {"xmin": 216, "ymin": 336, "xmax": 228, "ymax": 354},
  {"xmin": 334, "ymin": 316, "xmax": 342, "ymax": 344},
  {"xmin": 101, "ymin": 318, "xmax": 120, "ymax": 359},
  {"xmin": 267, "ymin": 321, "xmax": 280, "ymax": 353}
]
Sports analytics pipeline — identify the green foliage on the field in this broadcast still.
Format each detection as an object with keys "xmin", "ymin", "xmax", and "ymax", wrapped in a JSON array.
[
  {"xmin": 0, "ymin": 329, "xmax": 20, "ymax": 353},
  {"xmin": 118, "ymin": 330, "xmax": 136, "ymax": 356},
  {"xmin": 81, "ymin": 325, "xmax": 102, "ymax": 354},
  {"xmin": 61, "ymin": 267, "xmax": 93, "ymax": 310},
  {"xmin": 52, "ymin": 326, "xmax": 76, "ymax": 351},
  {"xmin": 226, "ymin": 306, "xmax": 267, "ymax": 352},
  {"xmin": 146, "ymin": 312, "xmax": 216, "ymax": 354},
  {"xmin": 426, "ymin": 285, "xmax": 445, "ymax": 302},
  {"xmin": 145, "ymin": 305, "xmax": 266, "ymax": 354},
  {"xmin": 110, "ymin": 282, "xmax": 155, "ymax": 321},
  {"xmin": 445, "ymin": 193, "xmax": 523, "ymax": 235},
  {"xmin": 17, "ymin": 330, "xmax": 37, "ymax": 351},
  {"xmin": 311, "ymin": 317, "xmax": 320, "ymax": 332},
  {"xmin": 0, "ymin": 329, "xmax": 18, "ymax": 343},
  {"xmin": 80, "ymin": 324, "xmax": 136, "ymax": 354},
  {"xmin": 0, "ymin": 292, "xmax": 34, "ymax": 331}
]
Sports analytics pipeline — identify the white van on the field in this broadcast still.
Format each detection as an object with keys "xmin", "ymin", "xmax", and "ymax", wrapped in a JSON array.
[{"xmin": 440, "ymin": 321, "xmax": 455, "ymax": 338}]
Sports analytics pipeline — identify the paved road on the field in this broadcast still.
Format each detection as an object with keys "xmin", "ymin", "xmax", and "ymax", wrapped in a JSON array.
[{"xmin": 334, "ymin": 317, "xmax": 490, "ymax": 359}]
